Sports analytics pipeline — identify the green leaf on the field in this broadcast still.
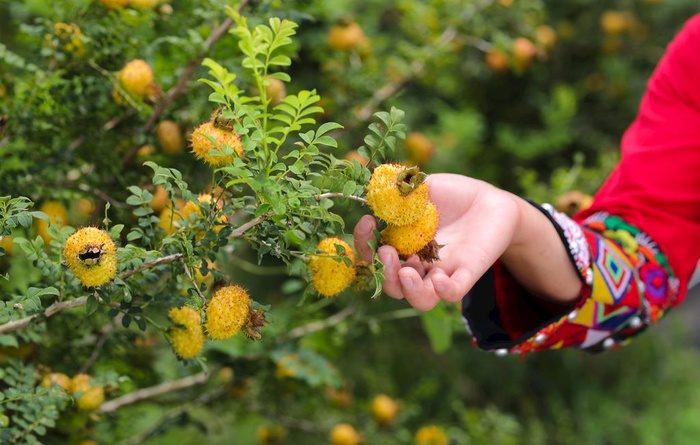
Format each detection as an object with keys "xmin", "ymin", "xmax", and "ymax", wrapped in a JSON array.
[{"xmin": 420, "ymin": 303, "xmax": 453, "ymax": 354}]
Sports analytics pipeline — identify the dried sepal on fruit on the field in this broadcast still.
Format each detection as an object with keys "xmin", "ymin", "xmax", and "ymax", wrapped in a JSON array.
[
  {"xmin": 190, "ymin": 120, "xmax": 244, "ymax": 166},
  {"xmin": 205, "ymin": 285, "xmax": 252, "ymax": 340},
  {"xmin": 308, "ymin": 237, "xmax": 356, "ymax": 297},
  {"xmin": 380, "ymin": 202, "xmax": 441, "ymax": 262},
  {"xmin": 168, "ymin": 306, "xmax": 205, "ymax": 359},
  {"xmin": 63, "ymin": 227, "xmax": 118, "ymax": 287},
  {"xmin": 366, "ymin": 163, "xmax": 429, "ymax": 226}
]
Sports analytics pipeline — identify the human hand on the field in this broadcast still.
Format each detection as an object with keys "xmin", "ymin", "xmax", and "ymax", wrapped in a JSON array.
[{"xmin": 354, "ymin": 173, "xmax": 521, "ymax": 310}]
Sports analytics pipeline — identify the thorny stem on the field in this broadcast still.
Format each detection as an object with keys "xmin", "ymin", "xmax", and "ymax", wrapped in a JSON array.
[{"xmin": 316, "ymin": 192, "xmax": 367, "ymax": 205}]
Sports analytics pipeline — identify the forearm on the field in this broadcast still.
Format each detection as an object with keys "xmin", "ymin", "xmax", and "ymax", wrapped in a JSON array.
[{"xmin": 500, "ymin": 194, "xmax": 581, "ymax": 304}]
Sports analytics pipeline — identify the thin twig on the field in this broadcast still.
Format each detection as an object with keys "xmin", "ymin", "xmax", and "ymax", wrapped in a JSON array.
[
  {"xmin": 0, "ymin": 297, "xmax": 89, "ymax": 335},
  {"xmin": 230, "ymin": 214, "xmax": 268, "ymax": 238},
  {"xmin": 316, "ymin": 193, "xmax": 367, "ymax": 205},
  {"xmin": 78, "ymin": 322, "xmax": 115, "ymax": 374},
  {"xmin": 279, "ymin": 305, "xmax": 356, "ymax": 343},
  {"xmin": 119, "ymin": 253, "xmax": 184, "ymax": 280},
  {"xmin": 98, "ymin": 371, "xmax": 210, "ymax": 414},
  {"xmin": 182, "ymin": 262, "xmax": 207, "ymax": 304}
]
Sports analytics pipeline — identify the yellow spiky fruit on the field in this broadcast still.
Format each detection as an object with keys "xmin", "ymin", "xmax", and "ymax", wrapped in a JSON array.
[
  {"xmin": 330, "ymin": 423, "xmax": 362, "ymax": 445},
  {"xmin": 63, "ymin": 227, "xmax": 118, "ymax": 287},
  {"xmin": 371, "ymin": 394, "xmax": 399, "ymax": 425},
  {"xmin": 366, "ymin": 164, "xmax": 429, "ymax": 226},
  {"xmin": 76, "ymin": 386, "xmax": 105, "ymax": 411},
  {"xmin": 414, "ymin": 425, "xmax": 448, "ymax": 445},
  {"xmin": 190, "ymin": 121, "xmax": 244, "ymax": 166},
  {"xmin": 69, "ymin": 373, "xmax": 91, "ymax": 394},
  {"xmin": 118, "ymin": 59, "xmax": 154, "ymax": 97},
  {"xmin": 156, "ymin": 120, "xmax": 185, "ymax": 155},
  {"xmin": 205, "ymin": 285, "xmax": 252, "ymax": 340},
  {"xmin": 381, "ymin": 202, "xmax": 439, "ymax": 256},
  {"xmin": 169, "ymin": 306, "xmax": 205, "ymax": 359},
  {"xmin": 36, "ymin": 201, "xmax": 69, "ymax": 244},
  {"xmin": 308, "ymin": 237, "xmax": 356, "ymax": 297},
  {"xmin": 40, "ymin": 372, "xmax": 71, "ymax": 390}
]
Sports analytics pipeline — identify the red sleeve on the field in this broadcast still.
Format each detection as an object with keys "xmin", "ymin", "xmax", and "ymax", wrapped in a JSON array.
[{"xmin": 576, "ymin": 14, "xmax": 700, "ymax": 302}]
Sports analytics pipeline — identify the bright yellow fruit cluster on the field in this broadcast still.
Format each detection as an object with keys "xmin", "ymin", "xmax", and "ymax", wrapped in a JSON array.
[
  {"xmin": 63, "ymin": 227, "xmax": 118, "ymax": 287},
  {"xmin": 367, "ymin": 163, "xmax": 439, "ymax": 259},
  {"xmin": 308, "ymin": 237, "xmax": 356, "ymax": 297},
  {"xmin": 169, "ymin": 306, "xmax": 205, "ymax": 359},
  {"xmin": 42, "ymin": 372, "xmax": 105, "ymax": 411},
  {"xmin": 205, "ymin": 285, "xmax": 252, "ymax": 339}
]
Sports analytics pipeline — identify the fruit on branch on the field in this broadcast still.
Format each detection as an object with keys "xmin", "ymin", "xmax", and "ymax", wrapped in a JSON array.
[
  {"xmin": 117, "ymin": 59, "xmax": 154, "ymax": 98},
  {"xmin": 485, "ymin": 48, "xmax": 509, "ymax": 72},
  {"xmin": 156, "ymin": 120, "xmax": 185, "ymax": 155},
  {"xmin": 308, "ymin": 237, "xmax": 356, "ymax": 297},
  {"xmin": 63, "ymin": 227, "xmax": 118, "ymax": 287},
  {"xmin": 330, "ymin": 423, "xmax": 362, "ymax": 445},
  {"xmin": 149, "ymin": 185, "xmax": 169, "ymax": 213},
  {"xmin": 371, "ymin": 394, "xmax": 399, "ymax": 425},
  {"xmin": 0, "ymin": 235, "xmax": 14, "ymax": 255},
  {"xmin": 70, "ymin": 374, "xmax": 105, "ymax": 411},
  {"xmin": 327, "ymin": 21, "xmax": 369, "ymax": 52},
  {"xmin": 512, "ymin": 37, "xmax": 537, "ymax": 70},
  {"xmin": 35, "ymin": 200, "xmax": 68, "ymax": 244},
  {"xmin": 190, "ymin": 121, "xmax": 244, "ymax": 166},
  {"xmin": 205, "ymin": 285, "xmax": 252, "ymax": 340},
  {"xmin": 168, "ymin": 306, "xmax": 205, "ymax": 359},
  {"xmin": 414, "ymin": 425, "xmax": 448, "ymax": 445},
  {"xmin": 366, "ymin": 163, "xmax": 429, "ymax": 226},
  {"xmin": 405, "ymin": 132, "xmax": 435, "ymax": 167},
  {"xmin": 535, "ymin": 25, "xmax": 557, "ymax": 50},
  {"xmin": 40, "ymin": 372, "xmax": 71, "ymax": 390},
  {"xmin": 380, "ymin": 202, "xmax": 440, "ymax": 262}
]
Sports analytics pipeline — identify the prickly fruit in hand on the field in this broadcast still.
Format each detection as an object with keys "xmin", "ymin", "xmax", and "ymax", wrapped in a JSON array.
[
  {"xmin": 118, "ymin": 59, "xmax": 154, "ymax": 97},
  {"xmin": 380, "ymin": 202, "xmax": 439, "ymax": 260},
  {"xmin": 308, "ymin": 237, "xmax": 356, "ymax": 297},
  {"xmin": 205, "ymin": 285, "xmax": 252, "ymax": 340},
  {"xmin": 169, "ymin": 306, "xmax": 205, "ymax": 359},
  {"xmin": 190, "ymin": 121, "xmax": 244, "ymax": 166},
  {"xmin": 63, "ymin": 227, "xmax": 118, "ymax": 287},
  {"xmin": 366, "ymin": 164, "xmax": 429, "ymax": 226}
]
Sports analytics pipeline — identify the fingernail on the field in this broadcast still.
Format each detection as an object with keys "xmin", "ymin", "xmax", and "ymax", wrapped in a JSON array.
[
  {"xmin": 400, "ymin": 273, "xmax": 415, "ymax": 290},
  {"xmin": 358, "ymin": 216, "xmax": 372, "ymax": 235}
]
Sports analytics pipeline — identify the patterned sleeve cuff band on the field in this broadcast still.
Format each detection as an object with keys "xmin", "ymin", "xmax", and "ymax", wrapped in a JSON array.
[{"xmin": 461, "ymin": 203, "xmax": 679, "ymax": 356}]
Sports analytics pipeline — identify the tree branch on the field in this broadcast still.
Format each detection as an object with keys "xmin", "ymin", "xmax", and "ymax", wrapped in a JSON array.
[
  {"xmin": 229, "ymin": 214, "xmax": 268, "ymax": 238},
  {"xmin": 98, "ymin": 371, "xmax": 210, "ymax": 414},
  {"xmin": 0, "ymin": 253, "xmax": 184, "ymax": 335},
  {"xmin": 121, "ymin": 0, "xmax": 249, "ymax": 168},
  {"xmin": 279, "ymin": 305, "xmax": 356, "ymax": 343}
]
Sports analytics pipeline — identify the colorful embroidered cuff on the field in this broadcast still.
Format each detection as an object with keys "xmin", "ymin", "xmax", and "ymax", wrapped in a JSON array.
[{"xmin": 462, "ymin": 204, "xmax": 679, "ymax": 355}]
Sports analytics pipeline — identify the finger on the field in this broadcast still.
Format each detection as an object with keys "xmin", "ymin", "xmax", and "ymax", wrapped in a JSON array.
[
  {"xmin": 398, "ymin": 268, "xmax": 441, "ymax": 311},
  {"xmin": 377, "ymin": 246, "xmax": 405, "ymax": 300},
  {"xmin": 353, "ymin": 215, "xmax": 377, "ymax": 263},
  {"xmin": 402, "ymin": 256, "xmax": 427, "ymax": 278},
  {"xmin": 430, "ymin": 268, "xmax": 472, "ymax": 303}
]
